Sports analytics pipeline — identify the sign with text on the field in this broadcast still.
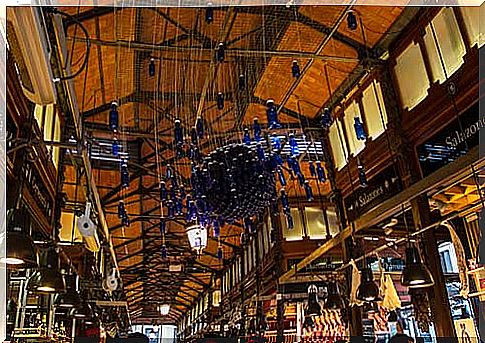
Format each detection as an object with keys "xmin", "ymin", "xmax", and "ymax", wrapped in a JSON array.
[
  {"xmin": 344, "ymin": 165, "xmax": 402, "ymax": 222},
  {"xmin": 417, "ymin": 102, "xmax": 479, "ymax": 177}
]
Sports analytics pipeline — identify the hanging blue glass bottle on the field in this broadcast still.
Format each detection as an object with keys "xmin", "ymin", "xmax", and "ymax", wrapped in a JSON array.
[
  {"xmin": 120, "ymin": 162, "xmax": 129, "ymax": 188},
  {"xmin": 321, "ymin": 107, "xmax": 332, "ymax": 129},
  {"xmin": 354, "ymin": 117, "xmax": 367, "ymax": 141},
  {"xmin": 205, "ymin": 3, "xmax": 213, "ymax": 23},
  {"xmin": 166, "ymin": 165, "xmax": 173, "ymax": 180},
  {"xmin": 280, "ymin": 189, "xmax": 290, "ymax": 213},
  {"xmin": 213, "ymin": 218, "xmax": 220, "ymax": 238},
  {"xmin": 291, "ymin": 60, "xmax": 301, "ymax": 78},
  {"xmin": 161, "ymin": 245, "xmax": 168, "ymax": 259},
  {"xmin": 112, "ymin": 138, "xmax": 119, "ymax": 156},
  {"xmin": 304, "ymin": 180, "xmax": 314, "ymax": 201},
  {"xmin": 273, "ymin": 153, "xmax": 283, "ymax": 166},
  {"xmin": 122, "ymin": 215, "xmax": 130, "ymax": 227},
  {"xmin": 174, "ymin": 119, "xmax": 184, "ymax": 147},
  {"xmin": 297, "ymin": 172, "xmax": 305, "ymax": 186},
  {"xmin": 117, "ymin": 201, "xmax": 125, "ymax": 218},
  {"xmin": 149, "ymin": 58, "xmax": 156, "ymax": 77},
  {"xmin": 309, "ymin": 161, "xmax": 316, "ymax": 177},
  {"xmin": 256, "ymin": 143, "xmax": 265, "ymax": 161},
  {"xmin": 191, "ymin": 127, "xmax": 198, "ymax": 146},
  {"xmin": 277, "ymin": 167, "xmax": 286, "ymax": 186},
  {"xmin": 266, "ymin": 99, "xmax": 281, "ymax": 129},
  {"xmin": 271, "ymin": 133, "xmax": 281, "ymax": 150},
  {"xmin": 216, "ymin": 43, "xmax": 225, "ymax": 62},
  {"xmin": 316, "ymin": 161, "xmax": 326, "ymax": 182},
  {"xmin": 196, "ymin": 116, "xmax": 204, "ymax": 139},
  {"xmin": 109, "ymin": 101, "xmax": 119, "ymax": 132},
  {"xmin": 358, "ymin": 163, "xmax": 368, "ymax": 187},
  {"xmin": 288, "ymin": 133, "xmax": 300, "ymax": 156},
  {"xmin": 160, "ymin": 181, "xmax": 167, "ymax": 200},
  {"xmin": 239, "ymin": 74, "xmax": 245, "ymax": 90},
  {"xmin": 217, "ymin": 246, "xmax": 223, "ymax": 260},
  {"xmin": 188, "ymin": 201, "xmax": 198, "ymax": 221},
  {"xmin": 347, "ymin": 10, "xmax": 358, "ymax": 31},
  {"xmin": 286, "ymin": 213, "xmax": 294, "ymax": 230},
  {"xmin": 253, "ymin": 117, "xmax": 262, "ymax": 141},
  {"xmin": 217, "ymin": 92, "xmax": 224, "ymax": 110},
  {"xmin": 243, "ymin": 128, "xmax": 251, "ymax": 145},
  {"xmin": 167, "ymin": 200, "xmax": 175, "ymax": 219},
  {"xmin": 160, "ymin": 220, "xmax": 166, "ymax": 235}
]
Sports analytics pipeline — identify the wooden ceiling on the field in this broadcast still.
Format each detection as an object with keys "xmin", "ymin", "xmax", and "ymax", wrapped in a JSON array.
[{"xmin": 58, "ymin": 5, "xmax": 406, "ymax": 323}]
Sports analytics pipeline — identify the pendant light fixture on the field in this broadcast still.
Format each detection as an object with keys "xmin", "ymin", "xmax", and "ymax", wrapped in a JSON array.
[
  {"xmin": 69, "ymin": 301, "xmax": 93, "ymax": 319},
  {"xmin": 302, "ymin": 315, "xmax": 315, "ymax": 331},
  {"xmin": 356, "ymin": 267, "xmax": 379, "ymax": 302},
  {"xmin": 54, "ymin": 273, "xmax": 81, "ymax": 308},
  {"xmin": 305, "ymin": 285, "xmax": 322, "ymax": 316},
  {"xmin": 401, "ymin": 245, "xmax": 434, "ymax": 288},
  {"xmin": 1, "ymin": 209, "xmax": 38, "ymax": 268},
  {"xmin": 324, "ymin": 282, "xmax": 345, "ymax": 310},
  {"xmin": 29, "ymin": 247, "xmax": 65, "ymax": 294},
  {"xmin": 186, "ymin": 224, "xmax": 208, "ymax": 253}
]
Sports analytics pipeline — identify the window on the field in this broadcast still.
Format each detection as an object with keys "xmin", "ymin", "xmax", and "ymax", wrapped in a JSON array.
[
  {"xmin": 58, "ymin": 211, "xmax": 83, "ymax": 243},
  {"xmin": 326, "ymin": 207, "xmax": 341, "ymax": 236},
  {"xmin": 281, "ymin": 208, "xmax": 304, "ymax": 241},
  {"xmin": 33, "ymin": 104, "xmax": 61, "ymax": 169},
  {"xmin": 305, "ymin": 207, "xmax": 327, "ymax": 240},
  {"xmin": 424, "ymin": 8, "xmax": 466, "ymax": 84},
  {"xmin": 361, "ymin": 80, "xmax": 388, "ymax": 140},
  {"xmin": 212, "ymin": 290, "xmax": 221, "ymax": 307},
  {"xmin": 329, "ymin": 120, "xmax": 348, "ymax": 171},
  {"xmin": 460, "ymin": 7, "xmax": 483, "ymax": 48},
  {"xmin": 394, "ymin": 42, "xmax": 430, "ymax": 110}
]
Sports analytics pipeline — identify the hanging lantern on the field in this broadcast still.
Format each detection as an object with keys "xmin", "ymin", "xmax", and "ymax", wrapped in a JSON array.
[
  {"xmin": 149, "ymin": 58, "xmax": 156, "ymax": 77},
  {"xmin": 356, "ymin": 268, "xmax": 379, "ymax": 302},
  {"xmin": 357, "ymin": 162, "xmax": 368, "ymax": 187},
  {"xmin": 291, "ymin": 60, "xmax": 301, "ymax": 78},
  {"xmin": 401, "ymin": 245, "xmax": 435, "ymax": 288},
  {"xmin": 205, "ymin": 3, "xmax": 213, "ymax": 23},
  {"xmin": 253, "ymin": 117, "xmax": 262, "ymax": 141},
  {"xmin": 109, "ymin": 101, "xmax": 119, "ymax": 132},
  {"xmin": 159, "ymin": 304, "xmax": 170, "ymax": 315},
  {"xmin": 266, "ymin": 99, "xmax": 281, "ymax": 129},
  {"xmin": 305, "ymin": 285, "xmax": 322, "ymax": 316},
  {"xmin": 217, "ymin": 92, "xmax": 224, "ymax": 110},
  {"xmin": 324, "ymin": 282, "xmax": 345, "ymax": 309},
  {"xmin": 347, "ymin": 10, "xmax": 358, "ymax": 31},
  {"xmin": 216, "ymin": 43, "xmax": 225, "ymax": 62},
  {"xmin": 239, "ymin": 74, "xmax": 245, "ymax": 90},
  {"xmin": 186, "ymin": 225, "xmax": 208, "ymax": 253},
  {"xmin": 354, "ymin": 117, "xmax": 367, "ymax": 141},
  {"xmin": 321, "ymin": 107, "xmax": 332, "ymax": 129}
]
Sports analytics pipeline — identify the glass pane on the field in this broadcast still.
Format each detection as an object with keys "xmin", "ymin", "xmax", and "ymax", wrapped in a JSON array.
[
  {"xmin": 34, "ymin": 104, "xmax": 44, "ymax": 129},
  {"xmin": 362, "ymin": 80, "xmax": 388, "ymax": 140},
  {"xmin": 58, "ymin": 211, "xmax": 83, "ymax": 243},
  {"xmin": 305, "ymin": 207, "xmax": 327, "ymax": 240},
  {"xmin": 394, "ymin": 42, "xmax": 430, "ymax": 110},
  {"xmin": 281, "ymin": 208, "xmax": 304, "ymax": 241},
  {"xmin": 329, "ymin": 120, "xmax": 348, "ymax": 171},
  {"xmin": 53, "ymin": 112, "xmax": 61, "ymax": 169},
  {"xmin": 343, "ymin": 101, "xmax": 365, "ymax": 156},
  {"xmin": 460, "ymin": 7, "xmax": 483, "ymax": 48},
  {"xmin": 424, "ymin": 8, "xmax": 466, "ymax": 83},
  {"xmin": 326, "ymin": 207, "xmax": 341, "ymax": 236}
]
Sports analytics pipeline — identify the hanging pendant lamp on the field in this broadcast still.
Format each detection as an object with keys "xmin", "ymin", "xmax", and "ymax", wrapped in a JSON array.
[
  {"xmin": 324, "ymin": 282, "xmax": 345, "ymax": 310},
  {"xmin": 305, "ymin": 285, "xmax": 322, "ymax": 316},
  {"xmin": 401, "ymin": 245, "xmax": 434, "ymax": 288},
  {"xmin": 356, "ymin": 268, "xmax": 379, "ymax": 302},
  {"xmin": 1, "ymin": 209, "xmax": 38, "ymax": 269},
  {"xmin": 69, "ymin": 300, "xmax": 93, "ymax": 319},
  {"xmin": 54, "ymin": 273, "xmax": 81, "ymax": 308},
  {"xmin": 29, "ymin": 248, "xmax": 65, "ymax": 294}
]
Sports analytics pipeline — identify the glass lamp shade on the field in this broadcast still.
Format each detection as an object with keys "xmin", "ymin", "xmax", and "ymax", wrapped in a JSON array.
[
  {"xmin": 401, "ymin": 246, "xmax": 435, "ymax": 288},
  {"xmin": 29, "ymin": 269, "xmax": 66, "ymax": 294},
  {"xmin": 159, "ymin": 304, "xmax": 170, "ymax": 315},
  {"xmin": 305, "ymin": 285, "xmax": 322, "ymax": 316},
  {"xmin": 356, "ymin": 268, "xmax": 379, "ymax": 302},
  {"xmin": 186, "ymin": 225, "xmax": 208, "ymax": 252},
  {"xmin": 1, "ymin": 229, "xmax": 38, "ymax": 269},
  {"xmin": 324, "ymin": 283, "xmax": 345, "ymax": 310}
]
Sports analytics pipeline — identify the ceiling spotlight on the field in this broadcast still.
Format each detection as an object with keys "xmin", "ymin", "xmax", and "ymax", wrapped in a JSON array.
[
  {"xmin": 356, "ymin": 267, "xmax": 380, "ymax": 302},
  {"xmin": 305, "ymin": 285, "xmax": 322, "ymax": 317},
  {"xmin": 401, "ymin": 246, "xmax": 434, "ymax": 288}
]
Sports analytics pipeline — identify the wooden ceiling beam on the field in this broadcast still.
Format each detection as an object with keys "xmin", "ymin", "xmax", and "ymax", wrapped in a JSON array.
[{"xmin": 64, "ymin": 7, "xmax": 114, "ymax": 28}]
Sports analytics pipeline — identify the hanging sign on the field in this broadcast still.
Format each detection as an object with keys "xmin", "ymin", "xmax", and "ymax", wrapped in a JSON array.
[
  {"xmin": 417, "ymin": 102, "xmax": 480, "ymax": 177},
  {"xmin": 344, "ymin": 165, "xmax": 402, "ymax": 222}
]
